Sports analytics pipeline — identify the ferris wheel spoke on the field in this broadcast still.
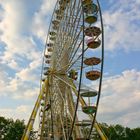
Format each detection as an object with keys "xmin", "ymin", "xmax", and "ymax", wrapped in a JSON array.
[
  {"xmin": 63, "ymin": 0, "xmax": 80, "ymax": 36},
  {"xmin": 56, "ymin": 27, "xmax": 82, "ymax": 69},
  {"xmin": 67, "ymin": 47, "xmax": 88, "ymax": 72},
  {"xmin": 55, "ymin": 0, "xmax": 82, "ymax": 58},
  {"xmin": 51, "ymin": 2, "xmax": 73, "ymax": 67},
  {"xmin": 64, "ymin": 25, "xmax": 83, "ymax": 63},
  {"xmin": 58, "ymin": 30, "xmax": 100, "ymax": 73},
  {"xmin": 53, "ymin": 74, "xmax": 77, "ymax": 91},
  {"xmin": 66, "ymin": 31, "xmax": 82, "ymax": 60},
  {"xmin": 55, "ymin": 33, "xmax": 83, "ymax": 73},
  {"xmin": 66, "ymin": 28, "xmax": 102, "ymax": 72},
  {"xmin": 68, "ymin": 40, "xmax": 83, "ymax": 65},
  {"xmin": 56, "ymin": 1, "xmax": 74, "ymax": 55},
  {"xmin": 67, "ymin": 2, "xmax": 82, "ymax": 40},
  {"xmin": 67, "ymin": 33, "xmax": 101, "ymax": 72},
  {"xmin": 68, "ymin": 28, "xmax": 82, "ymax": 58},
  {"xmin": 51, "ymin": 80, "xmax": 73, "ymax": 139},
  {"xmin": 56, "ymin": 6, "xmax": 82, "ymax": 67},
  {"xmin": 60, "ymin": 114, "xmax": 67, "ymax": 140},
  {"xmin": 57, "ymin": 0, "xmax": 77, "ymax": 45},
  {"xmin": 53, "ymin": 74, "xmax": 85, "ymax": 123},
  {"xmin": 53, "ymin": 80, "xmax": 65, "ymax": 102}
]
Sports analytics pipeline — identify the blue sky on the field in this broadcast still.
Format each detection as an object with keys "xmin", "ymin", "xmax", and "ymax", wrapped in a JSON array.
[{"xmin": 0, "ymin": 0, "xmax": 140, "ymax": 128}]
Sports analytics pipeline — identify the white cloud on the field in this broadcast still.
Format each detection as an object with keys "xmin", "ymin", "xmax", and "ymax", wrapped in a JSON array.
[
  {"xmin": 7, "ymin": 59, "xmax": 20, "ymax": 70},
  {"xmin": 1, "ymin": 36, "xmax": 41, "ymax": 70},
  {"xmin": 0, "ymin": 1, "xmax": 42, "ymax": 101},
  {"xmin": 32, "ymin": 0, "xmax": 57, "ymax": 41},
  {"xmin": 103, "ymin": 0, "xmax": 140, "ymax": 52},
  {"xmin": 0, "ymin": 105, "xmax": 32, "ymax": 122},
  {"xmin": 0, "ymin": 60, "xmax": 40, "ymax": 100},
  {"xmin": 0, "ymin": 0, "xmax": 53, "ymax": 129},
  {"xmin": 16, "ymin": 61, "xmax": 41, "ymax": 82},
  {"xmin": 0, "ymin": 1, "xmax": 26, "ymax": 36},
  {"xmin": 0, "ymin": 1, "xmax": 42, "ymax": 71},
  {"xmin": 0, "ymin": 76, "xmax": 39, "ymax": 100},
  {"xmin": 97, "ymin": 69, "xmax": 140, "ymax": 127},
  {"xmin": 0, "ymin": 67, "xmax": 12, "ymax": 96}
]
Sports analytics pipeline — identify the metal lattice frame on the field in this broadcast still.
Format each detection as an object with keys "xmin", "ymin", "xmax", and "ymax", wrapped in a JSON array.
[{"xmin": 22, "ymin": 0, "xmax": 107, "ymax": 140}]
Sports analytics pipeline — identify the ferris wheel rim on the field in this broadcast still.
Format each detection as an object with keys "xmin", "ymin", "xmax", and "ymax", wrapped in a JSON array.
[{"xmin": 39, "ymin": 0, "xmax": 105, "ymax": 139}]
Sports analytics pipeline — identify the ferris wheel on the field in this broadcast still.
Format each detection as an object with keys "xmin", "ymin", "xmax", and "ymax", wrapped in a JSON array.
[{"xmin": 22, "ymin": 0, "xmax": 107, "ymax": 139}]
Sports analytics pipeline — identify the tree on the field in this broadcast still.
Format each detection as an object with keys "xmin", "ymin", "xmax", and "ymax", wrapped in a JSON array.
[
  {"xmin": 125, "ymin": 127, "xmax": 134, "ymax": 140},
  {"xmin": 133, "ymin": 128, "xmax": 140, "ymax": 140},
  {"xmin": 100, "ymin": 123, "xmax": 140, "ymax": 140},
  {"xmin": 0, "ymin": 116, "xmax": 25, "ymax": 140}
]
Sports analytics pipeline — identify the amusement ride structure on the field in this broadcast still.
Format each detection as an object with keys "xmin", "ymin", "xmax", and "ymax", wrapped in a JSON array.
[{"xmin": 22, "ymin": 0, "xmax": 107, "ymax": 139}]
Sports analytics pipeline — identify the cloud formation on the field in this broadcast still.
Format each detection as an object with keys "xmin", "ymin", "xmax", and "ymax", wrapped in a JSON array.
[
  {"xmin": 0, "ymin": 0, "xmax": 54, "ymax": 123},
  {"xmin": 0, "ymin": 1, "xmax": 42, "ymax": 100},
  {"xmin": 0, "ymin": 105, "xmax": 32, "ymax": 122},
  {"xmin": 103, "ymin": 0, "xmax": 140, "ymax": 51},
  {"xmin": 98, "ymin": 69, "xmax": 140, "ymax": 128},
  {"xmin": 32, "ymin": 0, "xmax": 57, "ymax": 41},
  {"xmin": 0, "ymin": 0, "xmax": 42, "ymax": 68}
]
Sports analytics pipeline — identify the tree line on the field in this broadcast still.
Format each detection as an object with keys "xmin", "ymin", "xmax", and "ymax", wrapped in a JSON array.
[
  {"xmin": 0, "ymin": 116, "xmax": 140, "ymax": 140},
  {"xmin": 0, "ymin": 116, "xmax": 36, "ymax": 140},
  {"xmin": 100, "ymin": 123, "xmax": 140, "ymax": 140}
]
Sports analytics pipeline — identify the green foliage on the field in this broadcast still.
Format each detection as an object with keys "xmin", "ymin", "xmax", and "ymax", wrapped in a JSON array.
[
  {"xmin": 1, "ymin": 116, "xmax": 140, "ymax": 140},
  {"xmin": 100, "ymin": 123, "xmax": 140, "ymax": 140},
  {"xmin": 0, "ymin": 116, "xmax": 25, "ymax": 140}
]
